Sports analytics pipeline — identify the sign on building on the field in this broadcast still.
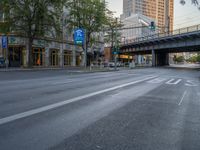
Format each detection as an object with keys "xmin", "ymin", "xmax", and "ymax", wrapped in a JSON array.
[
  {"xmin": 0, "ymin": 37, "xmax": 2, "ymax": 56},
  {"xmin": 74, "ymin": 29, "xmax": 85, "ymax": 45},
  {"xmin": 2, "ymin": 36, "xmax": 7, "ymax": 49}
]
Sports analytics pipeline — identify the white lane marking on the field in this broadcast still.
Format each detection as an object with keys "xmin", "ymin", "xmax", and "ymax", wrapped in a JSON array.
[
  {"xmin": 178, "ymin": 91, "xmax": 187, "ymax": 106},
  {"xmin": 185, "ymin": 80, "xmax": 198, "ymax": 87},
  {"xmin": 51, "ymin": 80, "xmax": 77, "ymax": 85},
  {"xmin": 0, "ymin": 76, "xmax": 157, "ymax": 125},
  {"xmin": 166, "ymin": 79, "xmax": 182, "ymax": 85},
  {"xmin": 147, "ymin": 78, "xmax": 166, "ymax": 84}
]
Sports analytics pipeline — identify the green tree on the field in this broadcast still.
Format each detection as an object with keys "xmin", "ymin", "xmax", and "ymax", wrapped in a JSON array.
[
  {"xmin": 174, "ymin": 55, "xmax": 185, "ymax": 63},
  {"xmin": 104, "ymin": 10, "xmax": 123, "ymax": 51},
  {"xmin": 66, "ymin": 0, "xmax": 108, "ymax": 66},
  {"xmin": 197, "ymin": 55, "xmax": 200, "ymax": 62},
  {"xmin": 2, "ymin": 0, "xmax": 65, "ymax": 67},
  {"xmin": 0, "ymin": 1, "xmax": 10, "ymax": 33},
  {"xmin": 0, "ymin": 20, "xmax": 10, "ymax": 33},
  {"xmin": 187, "ymin": 55, "xmax": 200, "ymax": 63}
]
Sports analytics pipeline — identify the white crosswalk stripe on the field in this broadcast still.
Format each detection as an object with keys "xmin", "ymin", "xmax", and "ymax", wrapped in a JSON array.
[
  {"xmin": 185, "ymin": 80, "xmax": 198, "ymax": 87},
  {"xmin": 165, "ymin": 79, "xmax": 182, "ymax": 85},
  {"xmin": 147, "ymin": 78, "xmax": 166, "ymax": 84}
]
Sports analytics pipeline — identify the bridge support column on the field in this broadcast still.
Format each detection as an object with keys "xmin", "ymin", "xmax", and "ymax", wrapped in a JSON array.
[
  {"xmin": 152, "ymin": 50, "xmax": 156, "ymax": 67},
  {"xmin": 134, "ymin": 55, "xmax": 138, "ymax": 64}
]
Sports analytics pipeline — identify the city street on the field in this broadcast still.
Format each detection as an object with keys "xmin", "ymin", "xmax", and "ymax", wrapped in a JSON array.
[{"xmin": 0, "ymin": 68, "xmax": 200, "ymax": 150}]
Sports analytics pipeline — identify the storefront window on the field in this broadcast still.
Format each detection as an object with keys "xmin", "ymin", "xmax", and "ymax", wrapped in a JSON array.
[
  {"xmin": 33, "ymin": 48, "xmax": 45, "ymax": 66},
  {"xmin": 50, "ymin": 49, "xmax": 59, "ymax": 66},
  {"xmin": 8, "ymin": 46, "xmax": 23, "ymax": 67}
]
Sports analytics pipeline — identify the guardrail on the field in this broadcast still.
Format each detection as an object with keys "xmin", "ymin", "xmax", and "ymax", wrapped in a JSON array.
[{"xmin": 122, "ymin": 24, "xmax": 200, "ymax": 45}]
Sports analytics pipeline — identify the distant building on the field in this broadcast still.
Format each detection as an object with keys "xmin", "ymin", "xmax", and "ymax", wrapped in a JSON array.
[
  {"xmin": 121, "ymin": 0, "xmax": 174, "ymax": 32},
  {"xmin": 119, "ymin": 0, "xmax": 174, "ymax": 66},
  {"xmin": 120, "ymin": 14, "xmax": 156, "ymax": 43}
]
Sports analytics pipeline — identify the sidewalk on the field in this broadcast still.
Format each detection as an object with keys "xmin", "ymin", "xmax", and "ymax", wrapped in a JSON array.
[
  {"xmin": 169, "ymin": 64, "xmax": 200, "ymax": 69},
  {"xmin": 0, "ymin": 66, "xmax": 119, "ymax": 73}
]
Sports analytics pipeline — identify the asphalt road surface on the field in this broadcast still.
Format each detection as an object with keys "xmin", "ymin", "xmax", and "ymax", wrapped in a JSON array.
[{"xmin": 0, "ymin": 68, "xmax": 200, "ymax": 150}]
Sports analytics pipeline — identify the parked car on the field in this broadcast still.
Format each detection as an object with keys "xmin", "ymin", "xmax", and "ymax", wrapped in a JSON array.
[
  {"xmin": 0, "ymin": 57, "xmax": 6, "ymax": 68},
  {"xmin": 104, "ymin": 62, "xmax": 123, "ymax": 68},
  {"xmin": 108, "ymin": 62, "xmax": 115, "ymax": 67}
]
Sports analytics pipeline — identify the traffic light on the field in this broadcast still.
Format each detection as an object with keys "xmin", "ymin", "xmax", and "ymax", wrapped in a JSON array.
[{"xmin": 150, "ymin": 21, "xmax": 155, "ymax": 31}]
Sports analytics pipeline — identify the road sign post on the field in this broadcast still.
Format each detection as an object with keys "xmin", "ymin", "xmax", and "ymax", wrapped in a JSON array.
[
  {"xmin": 2, "ymin": 36, "xmax": 8, "ymax": 69},
  {"xmin": 74, "ymin": 28, "xmax": 87, "ymax": 68}
]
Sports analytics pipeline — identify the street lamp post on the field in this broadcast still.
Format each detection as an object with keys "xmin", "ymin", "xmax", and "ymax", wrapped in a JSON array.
[
  {"xmin": 61, "ymin": 9, "xmax": 65, "ymax": 69},
  {"xmin": 62, "ymin": 19, "xmax": 64, "ymax": 68},
  {"xmin": 114, "ymin": 18, "xmax": 118, "ymax": 71},
  {"xmin": 114, "ymin": 32, "xmax": 117, "ymax": 71},
  {"xmin": 122, "ymin": 36, "xmax": 126, "ymax": 45},
  {"xmin": 5, "ymin": 36, "xmax": 8, "ymax": 70},
  {"xmin": 84, "ymin": 29, "xmax": 87, "ymax": 69}
]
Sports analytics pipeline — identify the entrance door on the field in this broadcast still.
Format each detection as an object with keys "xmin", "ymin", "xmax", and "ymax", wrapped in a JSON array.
[
  {"xmin": 64, "ymin": 51, "xmax": 72, "ymax": 66},
  {"xmin": 9, "ymin": 47, "xmax": 23, "ymax": 67}
]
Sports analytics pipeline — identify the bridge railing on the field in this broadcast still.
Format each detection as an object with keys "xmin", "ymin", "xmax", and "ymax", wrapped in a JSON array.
[{"xmin": 123, "ymin": 24, "xmax": 200, "ymax": 45}]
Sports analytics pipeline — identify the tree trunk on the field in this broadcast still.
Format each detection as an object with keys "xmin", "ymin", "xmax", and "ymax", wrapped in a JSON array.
[
  {"xmin": 86, "ymin": 32, "xmax": 91, "ymax": 66},
  {"xmin": 111, "ymin": 29, "xmax": 114, "ymax": 48},
  {"xmin": 28, "ymin": 38, "xmax": 33, "ymax": 68},
  {"xmin": 111, "ymin": 29, "xmax": 114, "ymax": 61}
]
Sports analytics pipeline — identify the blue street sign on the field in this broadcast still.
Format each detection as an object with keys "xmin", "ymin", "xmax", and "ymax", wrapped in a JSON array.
[
  {"xmin": 113, "ymin": 51, "xmax": 118, "ymax": 55},
  {"xmin": 2, "ymin": 36, "xmax": 7, "ymax": 49},
  {"xmin": 74, "ymin": 28, "xmax": 85, "ymax": 45}
]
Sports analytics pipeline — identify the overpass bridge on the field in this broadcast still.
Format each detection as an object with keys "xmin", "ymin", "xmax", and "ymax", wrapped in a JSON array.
[{"xmin": 120, "ymin": 24, "xmax": 200, "ymax": 66}]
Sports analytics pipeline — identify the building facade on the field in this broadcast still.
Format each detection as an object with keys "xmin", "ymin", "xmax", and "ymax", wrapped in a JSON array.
[
  {"xmin": 121, "ymin": 14, "xmax": 156, "ymax": 42},
  {"xmin": 0, "ymin": 6, "xmax": 83, "ymax": 68},
  {"xmin": 0, "ymin": 5, "xmax": 104, "ymax": 68},
  {"xmin": 0, "ymin": 35, "xmax": 83, "ymax": 68},
  {"xmin": 121, "ymin": 0, "xmax": 174, "ymax": 32}
]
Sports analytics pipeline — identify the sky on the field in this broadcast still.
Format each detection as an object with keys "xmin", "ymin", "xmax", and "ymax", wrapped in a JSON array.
[
  {"xmin": 106, "ymin": 0, "xmax": 200, "ymax": 30},
  {"xmin": 106, "ymin": 0, "xmax": 122, "ymax": 17}
]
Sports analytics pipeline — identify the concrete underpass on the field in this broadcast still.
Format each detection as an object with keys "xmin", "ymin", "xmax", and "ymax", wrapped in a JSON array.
[{"xmin": 120, "ymin": 24, "xmax": 200, "ymax": 67}]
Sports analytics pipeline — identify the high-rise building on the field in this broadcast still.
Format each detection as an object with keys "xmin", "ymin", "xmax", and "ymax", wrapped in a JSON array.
[{"xmin": 121, "ymin": 0, "xmax": 174, "ymax": 32}]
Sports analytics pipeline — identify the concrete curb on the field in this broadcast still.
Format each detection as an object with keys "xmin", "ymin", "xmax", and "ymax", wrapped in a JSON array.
[
  {"xmin": 0, "ymin": 68, "xmax": 64, "ymax": 72},
  {"xmin": 0, "ymin": 67, "xmax": 120, "ymax": 73}
]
